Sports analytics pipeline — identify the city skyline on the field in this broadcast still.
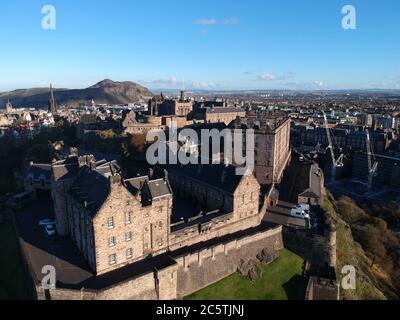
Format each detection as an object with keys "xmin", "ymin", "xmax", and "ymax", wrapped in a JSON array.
[{"xmin": 1, "ymin": 0, "xmax": 400, "ymax": 91}]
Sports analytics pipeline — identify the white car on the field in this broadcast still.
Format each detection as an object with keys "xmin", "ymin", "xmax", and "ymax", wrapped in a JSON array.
[
  {"xmin": 45, "ymin": 224, "xmax": 56, "ymax": 236},
  {"xmin": 38, "ymin": 219, "xmax": 55, "ymax": 226}
]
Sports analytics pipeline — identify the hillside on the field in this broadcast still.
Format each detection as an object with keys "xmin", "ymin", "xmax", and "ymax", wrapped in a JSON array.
[
  {"xmin": 322, "ymin": 189, "xmax": 399, "ymax": 300},
  {"xmin": 0, "ymin": 79, "xmax": 153, "ymax": 108}
]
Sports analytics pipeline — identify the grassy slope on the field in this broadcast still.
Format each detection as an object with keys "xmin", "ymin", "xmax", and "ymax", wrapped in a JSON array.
[
  {"xmin": 0, "ymin": 222, "xmax": 28, "ymax": 300},
  {"xmin": 322, "ymin": 193, "xmax": 389, "ymax": 300},
  {"xmin": 185, "ymin": 249, "xmax": 306, "ymax": 300}
]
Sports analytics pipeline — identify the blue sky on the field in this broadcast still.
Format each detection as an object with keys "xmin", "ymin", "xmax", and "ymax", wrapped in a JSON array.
[{"xmin": 0, "ymin": 0, "xmax": 399, "ymax": 91}]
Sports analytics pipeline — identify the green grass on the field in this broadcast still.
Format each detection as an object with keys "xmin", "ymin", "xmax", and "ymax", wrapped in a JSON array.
[
  {"xmin": 0, "ymin": 222, "xmax": 28, "ymax": 300},
  {"xmin": 185, "ymin": 249, "xmax": 306, "ymax": 300}
]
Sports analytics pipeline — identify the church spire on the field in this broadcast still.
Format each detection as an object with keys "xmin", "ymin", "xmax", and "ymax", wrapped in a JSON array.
[
  {"xmin": 48, "ymin": 83, "xmax": 57, "ymax": 114},
  {"xmin": 6, "ymin": 99, "xmax": 13, "ymax": 114}
]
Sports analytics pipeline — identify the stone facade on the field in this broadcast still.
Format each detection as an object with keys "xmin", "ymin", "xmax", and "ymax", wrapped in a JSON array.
[
  {"xmin": 36, "ymin": 224, "xmax": 283, "ymax": 300},
  {"xmin": 202, "ymin": 107, "xmax": 246, "ymax": 125},
  {"xmin": 229, "ymin": 112, "xmax": 291, "ymax": 186}
]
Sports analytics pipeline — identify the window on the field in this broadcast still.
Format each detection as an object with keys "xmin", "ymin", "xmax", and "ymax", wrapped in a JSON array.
[
  {"xmin": 242, "ymin": 195, "xmax": 245, "ymax": 204},
  {"xmin": 158, "ymin": 239, "xmax": 164, "ymax": 247},
  {"xmin": 126, "ymin": 248, "xmax": 133, "ymax": 259},
  {"xmin": 125, "ymin": 212, "xmax": 132, "ymax": 225},
  {"xmin": 126, "ymin": 232, "xmax": 132, "ymax": 242},
  {"xmin": 108, "ymin": 236, "xmax": 116, "ymax": 247},
  {"xmin": 109, "ymin": 254, "xmax": 116, "ymax": 265},
  {"xmin": 107, "ymin": 217, "xmax": 114, "ymax": 229},
  {"xmin": 144, "ymin": 227, "xmax": 149, "ymax": 234},
  {"xmin": 157, "ymin": 206, "xmax": 163, "ymax": 214},
  {"xmin": 158, "ymin": 221, "xmax": 164, "ymax": 230}
]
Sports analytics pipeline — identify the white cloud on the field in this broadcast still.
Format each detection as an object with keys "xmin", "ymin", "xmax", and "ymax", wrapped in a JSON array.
[
  {"xmin": 196, "ymin": 17, "xmax": 239, "ymax": 26},
  {"xmin": 314, "ymin": 81, "xmax": 325, "ymax": 87},
  {"xmin": 140, "ymin": 77, "xmax": 222, "ymax": 90},
  {"xmin": 258, "ymin": 72, "xmax": 293, "ymax": 81},
  {"xmin": 259, "ymin": 73, "xmax": 276, "ymax": 81},
  {"xmin": 224, "ymin": 17, "xmax": 239, "ymax": 25},
  {"xmin": 196, "ymin": 19, "xmax": 218, "ymax": 25}
]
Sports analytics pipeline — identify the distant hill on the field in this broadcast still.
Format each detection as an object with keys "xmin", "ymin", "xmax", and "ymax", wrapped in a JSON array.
[{"xmin": 0, "ymin": 79, "xmax": 153, "ymax": 108}]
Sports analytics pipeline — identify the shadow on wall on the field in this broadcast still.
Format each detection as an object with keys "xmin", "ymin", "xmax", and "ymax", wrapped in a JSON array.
[{"xmin": 282, "ymin": 275, "xmax": 307, "ymax": 300}]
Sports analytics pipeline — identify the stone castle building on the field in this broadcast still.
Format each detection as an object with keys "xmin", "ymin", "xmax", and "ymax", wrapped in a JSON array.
[
  {"xmin": 49, "ymin": 147, "xmax": 277, "ymax": 281},
  {"xmin": 148, "ymin": 91, "xmax": 193, "ymax": 117},
  {"xmin": 229, "ymin": 111, "xmax": 291, "ymax": 186}
]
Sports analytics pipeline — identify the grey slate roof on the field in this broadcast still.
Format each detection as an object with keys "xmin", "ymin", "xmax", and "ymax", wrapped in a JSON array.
[
  {"xmin": 147, "ymin": 179, "xmax": 172, "ymax": 199},
  {"xmin": 124, "ymin": 176, "xmax": 149, "ymax": 195},
  {"xmin": 69, "ymin": 165, "xmax": 111, "ymax": 218},
  {"xmin": 166, "ymin": 164, "xmax": 246, "ymax": 194},
  {"xmin": 52, "ymin": 157, "xmax": 80, "ymax": 182}
]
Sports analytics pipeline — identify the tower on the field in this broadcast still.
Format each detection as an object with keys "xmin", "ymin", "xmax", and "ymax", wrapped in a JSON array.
[
  {"xmin": 91, "ymin": 99, "xmax": 96, "ymax": 111},
  {"xmin": 180, "ymin": 90, "xmax": 186, "ymax": 102},
  {"xmin": 5, "ymin": 99, "xmax": 13, "ymax": 114},
  {"xmin": 48, "ymin": 84, "xmax": 58, "ymax": 114}
]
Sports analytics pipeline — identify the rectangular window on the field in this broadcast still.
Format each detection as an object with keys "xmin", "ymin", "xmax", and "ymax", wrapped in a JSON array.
[
  {"xmin": 242, "ymin": 195, "xmax": 245, "ymax": 204},
  {"xmin": 126, "ymin": 232, "xmax": 132, "ymax": 242},
  {"xmin": 108, "ymin": 236, "xmax": 116, "ymax": 247},
  {"xmin": 125, "ymin": 212, "xmax": 132, "ymax": 225},
  {"xmin": 109, "ymin": 254, "xmax": 116, "ymax": 265},
  {"xmin": 107, "ymin": 217, "xmax": 114, "ymax": 229},
  {"xmin": 126, "ymin": 248, "xmax": 133, "ymax": 259}
]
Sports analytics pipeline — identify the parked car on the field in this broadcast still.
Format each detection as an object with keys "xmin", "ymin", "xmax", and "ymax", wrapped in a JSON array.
[
  {"xmin": 44, "ymin": 224, "xmax": 56, "ymax": 236},
  {"xmin": 290, "ymin": 204, "xmax": 311, "ymax": 219},
  {"xmin": 38, "ymin": 219, "xmax": 55, "ymax": 226}
]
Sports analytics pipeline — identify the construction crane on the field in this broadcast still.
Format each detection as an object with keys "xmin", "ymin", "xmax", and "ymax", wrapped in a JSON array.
[
  {"xmin": 366, "ymin": 129, "xmax": 379, "ymax": 190},
  {"xmin": 323, "ymin": 112, "xmax": 344, "ymax": 184}
]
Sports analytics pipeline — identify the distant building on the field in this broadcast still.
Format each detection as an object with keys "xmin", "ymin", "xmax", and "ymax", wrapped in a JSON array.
[
  {"xmin": 200, "ymin": 106, "xmax": 246, "ymax": 125},
  {"xmin": 293, "ymin": 125, "xmax": 391, "ymax": 153}
]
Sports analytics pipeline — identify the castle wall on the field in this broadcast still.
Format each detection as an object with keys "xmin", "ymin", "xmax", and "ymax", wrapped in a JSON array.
[
  {"xmin": 35, "ymin": 226, "xmax": 282, "ymax": 300},
  {"xmin": 283, "ymin": 228, "xmax": 336, "ymax": 268},
  {"xmin": 173, "ymin": 226, "xmax": 283, "ymax": 298},
  {"xmin": 170, "ymin": 212, "xmax": 262, "ymax": 251},
  {"xmin": 305, "ymin": 276, "xmax": 340, "ymax": 300}
]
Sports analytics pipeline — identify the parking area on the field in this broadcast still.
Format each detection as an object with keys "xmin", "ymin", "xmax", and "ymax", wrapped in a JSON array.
[{"xmin": 13, "ymin": 196, "xmax": 94, "ymax": 289}]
